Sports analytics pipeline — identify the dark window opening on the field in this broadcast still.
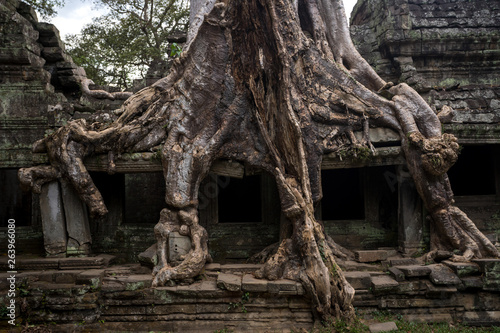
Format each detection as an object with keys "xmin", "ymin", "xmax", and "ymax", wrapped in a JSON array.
[
  {"xmin": 447, "ymin": 145, "xmax": 496, "ymax": 196},
  {"xmin": 0, "ymin": 169, "xmax": 32, "ymax": 227},
  {"xmin": 218, "ymin": 175, "xmax": 262, "ymax": 223},
  {"xmin": 321, "ymin": 168, "xmax": 365, "ymax": 220},
  {"xmin": 124, "ymin": 173, "xmax": 165, "ymax": 224}
]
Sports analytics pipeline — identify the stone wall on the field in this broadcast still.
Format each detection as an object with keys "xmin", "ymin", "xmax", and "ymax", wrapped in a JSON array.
[{"xmin": 350, "ymin": 0, "xmax": 500, "ymax": 244}]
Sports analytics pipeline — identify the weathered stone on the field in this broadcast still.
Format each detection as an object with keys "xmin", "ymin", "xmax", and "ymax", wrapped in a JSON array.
[
  {"xmin": 53, "ymin": 270, "xmax": 81, "ymax": 284},
  {"xmin": 39, "ymin": 181, "xmax": 67, "ymax": 256},
  {"xmin": 424, "ymin": 281, "xmax": 457, "ymax": 299},
  {"xmin": 59, "ymin": 256, "xmax": 105, "ymax": 270},
  {"xmin": 460, "ymin": 276, "xmax": 483, "ymax": 289},
  {"xmin": 472, "ymin": 259, "xmax": 500, "ymax": 273},
  {"xmin": 429, "ymin": 264, "xmax": 461, "ymax": 285},
  {"xmin": 369, "ymin": 322, "xmax": 398, "ymax": 333},
  {"xmin": 168, "ymin": 231, "xmax": 191, "ymax": 263},
  {"xmin": 242, "ymin": 274, "xmax": 268, "ymax": 292},
  {"xmin": 60, "ymin": 180, "xmax": 91, "ymax": 255},
  {"xmin": 389, "ymin": 258, "xmax": 419, "ymax": 267},
  {"xmin": 267, "ymin": 279, "xmax": 297, "ymax": 294},
  {"xmin": 463, "ymin": 311, "xmax": 500, "ymax": 326},
  {"xmin": 220, "ymin": 264, "xmax": 263, "ymax": 275},
  {"xmin": 138, "ymin": 243, "xmax": 158, "ymax": 268},
  {"xmin": 355, "ymin": 250, "xmax": 388, "ymax": 263},
  {"xmin": 76, "ymin": 269, "xmax": 105, "ymax": 288},
  {"xmin": 388, "ymin": 267, "xmax": 405, "ymax": 282},
  {"xmin": 395, "ymin": 265, "xmax": 431, "ymax": 278},
  {"xmin": 125, "ymin": 275, "xmax": 152, "ymax": 290},
  {"xmin": 18, "ymin": 258, "xmax": 60, "ymax": 271},
  {"xmin": 371, "ymin": 275, "xmax": 398, "ymax": 293},
  {"xmin": 344, "ymin": 271, "xmax": 372, "ymax": 289},
  {"xmin": 217, "ymin": 273, "xmax": 242, "ymax": 292},
  {"xmin": 442, "ymin": 260, "xmax": 480, "ymax": 277}
]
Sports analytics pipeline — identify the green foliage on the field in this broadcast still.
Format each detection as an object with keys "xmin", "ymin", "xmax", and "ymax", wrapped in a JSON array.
[
  {"xmin": 24, "ymin": 0, "xmax": 65, "ymax": 19},
  {"xmin": 65, "ymin": 0, "xmax": 189, "ymax": 89}
]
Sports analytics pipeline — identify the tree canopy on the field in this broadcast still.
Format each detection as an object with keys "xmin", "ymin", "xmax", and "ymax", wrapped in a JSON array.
[
  {"xmin": 65, "ymin": 0, "xmax": 189, "ymax": 89},
  {"xmin": 25, "ymin": 0, "xmax": 65, "ymax": 18}
]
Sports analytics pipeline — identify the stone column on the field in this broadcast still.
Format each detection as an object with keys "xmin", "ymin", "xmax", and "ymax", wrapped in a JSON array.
[
  {"xmin": 39, "ymin": 181, "xmax": 67, "ymax": 256},
  {"xmin": 397, "ymin": 165, "xmax": 424, "ymax": 255},
  {"xmin": 60, "ymin": 180, "xmax": 92, "ymax": 255}
]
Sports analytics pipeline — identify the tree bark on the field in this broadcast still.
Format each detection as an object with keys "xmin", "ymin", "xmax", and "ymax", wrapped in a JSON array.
[{"xmin": 19, "ymin": 0, "xmax": 498, "ymax": 323}]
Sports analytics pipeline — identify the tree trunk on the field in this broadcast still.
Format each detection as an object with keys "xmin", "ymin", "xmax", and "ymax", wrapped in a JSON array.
[{"xmin": 19, "ymin": 0, "xmax": 498, "ymax": 323}]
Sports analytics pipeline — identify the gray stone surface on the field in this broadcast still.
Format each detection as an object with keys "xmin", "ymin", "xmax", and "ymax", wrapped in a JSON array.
[
  {"xmin": 442, "ymin": 260, "xmax": 480, "ymax": 277},
  {"xmin": 61, "ymin": 180, "xmax": 91, "ymax": 255},
  {"xmin": 267, "ymin": 279, "xmax": 298, "ymax": 294},
  {"xmin": 371, "ymin": 275, "xmax": 398, "ymax": 293},
  {"xmin": 344, "ymin": 271, "xmax": 372, "ymax": 289},
  {"xmin": 168, "ymin": 232, "xmax": 191, "ymax": 262},
  {"xmin": 429, "ymin": 264, "xmax": 461, "ymax": 285},
  {"xmin": 369, "ymin": 322, "xmax": 398, "ymax": 333},
  {"xmin": 138, "ymin": 243, "xmax": 158, "ymax": 267},
  {"xmin": 388, "ymin": 267, "xmax": 405, "ymax": 282},
  {"xmin": 40, "ymin": 181, "xmax": 67, "ymax": 256},
  {"xmin": 396, "ymin": 265, "xmax": 432, "ymax": 278},
  {"xmin": 355, "ymin": 250, "xmax": 388, "ymax": 263},
  {"xmin": 217, "ymin": 273, "xmax": 242, "ymax": 292},
  {"xmin": 242, "ymin": 274, "xmax": 268, "ymax": 292}
]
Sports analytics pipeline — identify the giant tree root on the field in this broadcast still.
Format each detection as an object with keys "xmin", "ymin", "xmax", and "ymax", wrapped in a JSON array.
[{"xmin": 18, "ymin": 0, "xmax": 498, "ymax": 324}]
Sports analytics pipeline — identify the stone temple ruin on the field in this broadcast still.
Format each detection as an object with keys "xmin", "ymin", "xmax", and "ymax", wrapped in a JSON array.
[{"xmin": 1, "ymin": 0, "xmax": 500, "ymax": 331}]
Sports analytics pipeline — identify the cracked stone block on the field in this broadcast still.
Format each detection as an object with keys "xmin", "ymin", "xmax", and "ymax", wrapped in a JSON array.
[
  {"xmin": 396, "ymin": 265, "xmax": 432, "ymax": 277},
  {"xmin": 40, "ymin": 181, "xmax": 67, "ymax": 256},
  {"xmin": 217, "ymin": 273, "xmax": 242, "ymax": 292},
  {"xmin": 344, "ymin": 271, "xmax": 372, "ymax": 289},
  {"xmin": 460, "ymin": 276, "xmax": 483, "ymax": 289},
  {"xmin": 429, "ymin": 264, "xmax": 461, "ymax": 285},
  {"xmin": 355, "ymin": 250, "xmax": 388, "ymax": 263},
  {"xmin": 388, "ymin": 258, "xmax": 418, "ymax": 267},
  {"xmin": 425, "ymin": 281, "xmax": 457, "ymax": 299},
  {"xmin": 61, "ymin": 180, "xmax": 91, "ymax": 256},
  {"xmin": 242, "ymin": 274, "xmax": 268, "ymax": 292}
]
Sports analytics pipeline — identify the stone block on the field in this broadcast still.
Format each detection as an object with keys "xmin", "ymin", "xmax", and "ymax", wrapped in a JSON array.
[
  {"xmin": 18, "ymin": 258, "xmax": 60, "ymax": 271},
  {"xmin": 168, "ymin": 232, "xmax": 191, "ymax": 263},
  {"xmin": 463, "ymin": 311, "xmax": 500, "ymax": 326},
  {"xmin": 53, "ymin": 270, "xmax": 81, "ymax": 284},
  {"xmin": 60, "ymin": 180, "xmax": 91, "ymax": 256},
  {"xmin": 204, "ymin": 263, "xmax": 221, "ymax": 271},
  {"xmin": 388, "ymin": 258, "xmax": 418, "ymax": 267},
  {"xmin": 396, "ymin": 265, "xmax": 431, "ymax": 278},
  {"xmin": 138, "ymin": 243, "xmax": 158, "ymax": 268},
  {"xmin": 220, "ymin": 264, "xmax": 263, "ymax": 275},
  {"xmin": 76, "ymin": 269, "xmax": 105, "ymax": 287},
  {"xmin": 125, "ymin": 275, "xmax": 152, "ymax": 290},
  {"xmin": 424, "ymin": 281, "xmax": 457, "ymax": 299},
  {"xmin": 217, "ymin": 273, "xmax": 242, "ymax": 292},
  {"xmin": 344, "ymin": 271, "xmax": 372, "ymax": 289},
  {"xmin": 267, "ymin": 279, "xmax": 297, "ymax": 294},
  {"xmin": 460, "ymin": 276, "xmax": 483, "ymax": 289},
  {"xmin": 355, "ymin": 250, "xmax": 388, "ymax": 263},
  {"xmin": 429, "ymin": 264, "xmax": 461, "ymax": 285},
  {"xmin": 388, "ymin": 267, "xmax": 405, "ymax": 282},
  {"xmin": 371, "ymin": 275, "xmax": 398, "ymax": 293},
  {"xmin": 442, "ymin": 260, "xmax": 479, "ymax": 277},
  {"xmin": 369, "ymin": 322, "xmax": 398, "ymax": 333},
  {"xmin": 40, "ymin": 181, "xmax": 67, "ymax": 256},
  {"xmin": 59, "ymin": 256, "xmax": 105, "ymax": 270},
  {"xmin": 242, "ymin": 274, "xmax": 268, "ymax": 293},
  {"xmin": 472, "ymin": 259, "xmax": 500, "ymax": 273}
]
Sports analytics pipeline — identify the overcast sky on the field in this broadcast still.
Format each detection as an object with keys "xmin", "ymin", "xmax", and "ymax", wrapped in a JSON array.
[{"xmin": 50, "ymin": 0, "xmax": 359, "ymax": 38}]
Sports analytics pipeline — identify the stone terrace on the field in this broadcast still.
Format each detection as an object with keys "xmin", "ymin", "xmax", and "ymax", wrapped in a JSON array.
[{"xmin": 1, "ymin": 250, "xmax": 500, "ymax": 332}]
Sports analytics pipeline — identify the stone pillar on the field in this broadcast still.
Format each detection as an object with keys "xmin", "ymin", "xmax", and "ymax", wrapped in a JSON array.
[
  {"xmin": 39, "ymin": 181, "xmax": 67, "ymax": 256},
  {"xmin": 60, "ymin": 180, "xmax": 92, "ymax": 255},
  {"xmin": 397, "ymin": 165, "xmax": 424, "ymax": 256}
]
